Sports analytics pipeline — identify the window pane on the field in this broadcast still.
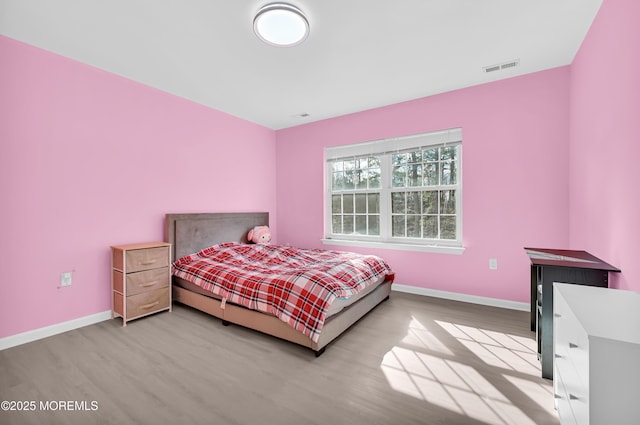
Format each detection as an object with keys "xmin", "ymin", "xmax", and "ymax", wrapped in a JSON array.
[
  {"xmin": 355, "ymin": 194, "xmax": 367, "ymax": 213},
  {"xmin": 368, "ymin": 193, "xmax": 380, "ymax": 213},
  {"xmin": 423, "ymin": 163, "xmax": 439, "ymax": 186},
  {"xmin": 368, "ymin": 215, "xmax": 380, "ymax": 235},
  {"xmin": 332, "ymin": 195, "xmax": 342, "ymax": 213},
  {"xmin": 450, "ymin": 160, "xmax": 458, "ymax": 185},
  {"xmin": 354, "ymin": 169, "xmax": 366, "ymax": 189},
  {"xmin": 368, "ymin": 167, "xmax": 381, "ymax": 188},
  {"xmin": 422, "ymin": 191, "xmax": 438, "ymax": 214},
  {"xmin": 408, "ymin": 150, "xmax": 421, "ymax": 163},
  {"xmin": 332, "ymin": 172, "xmax": 344, "ymax": 190},
  {"xmin": 422, "ymin": 216, "xmax": 438, "ymax": 238},
  {"xmin": 343, "ymin": 215, "xmax": 354, "ymax": 234},
  {"xmin": 392, "ymin": 166, "xmax": 406, "ymax": 187},
  {"xmin": 355, "ymin": 215, "xmax": 367, "ymax": 235},
  {"xmin": 407, "ymin": 215, "xmax": 421, "ymax": 238},
  {"xmin": 332, "ymin": 215, "xmax": 342, "ymax": 234},
  {"xmin": 368, "ymin": 157, "xmax": 380, "ymax": 168},
  {"xmin": 332, "ymin": 161, "xmax": 344, "ymax": 172},
  {"xmin": 344, "ymin": 170, "xmax": 355, "ymax": 189},
  {"xmin": 344, "ymin": 159, "xmax": 355, "ymax": 171},
  {"xmin": 423, "ymin": 148, "xmax": 438, "ymax": 162},
  {"xmin": 440, "ymin": 216, "xmax": 456, "ymax": 239},
  {"xmin": 407, "ymin": 164, "xmax": 422, "ymax": 187},
  {"xmin": 440, "ymin": 190, "xmax": 456, "ymax": 214},
  {"xmin": 406, "ymin": 191, "xmax": 421, "ymax": 214},
  {"xmin": 392, "ymin": 215, "xmax": 406, "ymax": 237},
  {"xmin": 392, "ymin": 153, "xmax": 407, "ymax": 165},
  {"xmin": 441, "ymin": 146, "xmax": 456, "ymax": 161},
  {"xmin": 343, "ymin": 194, "xmax": 354, "ymax": 213},
  {"xmin": 441, "ymin": 161, "xmax": 457, "ymax": 185},
  {"xmin": 392, "ymin": 192, "xmax": 405, "ymax": 213}
]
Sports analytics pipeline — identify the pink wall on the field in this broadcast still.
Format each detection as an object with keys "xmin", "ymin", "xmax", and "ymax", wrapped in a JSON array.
[
  {"xmin": 569, "ymin": 0, "xmax": 640, "ymax": 291},
  {"xmin": 0, "ymin": 36, "xmax": 277, "ymax": 338},
  {"xmin": 276, "ymin": 68, "xmax": 571, "ymax": 303},
  {"xmin": 4, "ymin": 0, "xmax": 635, "ymax": 341}
]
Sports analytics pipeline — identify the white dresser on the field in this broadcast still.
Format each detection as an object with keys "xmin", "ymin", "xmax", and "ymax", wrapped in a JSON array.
[{"xmin": 553, "ymin": 282, "xmax": 640, "ymax": 425}]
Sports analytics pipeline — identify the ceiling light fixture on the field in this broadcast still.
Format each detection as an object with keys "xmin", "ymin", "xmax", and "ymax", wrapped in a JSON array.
[{"xmin": 253, "ymin": 3, "xmax": 309, "ymax": 47}]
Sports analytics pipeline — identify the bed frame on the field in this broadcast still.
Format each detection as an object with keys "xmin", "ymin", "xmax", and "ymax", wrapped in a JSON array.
[{"xmin": 165, "ymin": 212, "xmax": 392, "ymax": 356}]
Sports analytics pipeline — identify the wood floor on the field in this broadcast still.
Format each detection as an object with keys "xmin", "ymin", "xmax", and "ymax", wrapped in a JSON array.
[{"xmin": 0, "ymin": 292, "xmax": 558, "ymax": 425}]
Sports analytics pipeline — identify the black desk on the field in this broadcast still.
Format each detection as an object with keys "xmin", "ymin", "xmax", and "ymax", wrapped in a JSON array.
[{"xmin": 524, "ymin": 248, "xmax": 620, "ymax": 379}]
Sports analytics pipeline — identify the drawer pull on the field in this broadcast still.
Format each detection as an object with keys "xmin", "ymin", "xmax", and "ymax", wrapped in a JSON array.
[
  {"xmin": 554, "ymin": 394, "xmax": 562, "ymax": 400},
  {"xmin": 569, "ymin": 342, "xmax": 579, "ymax": 349},
  {"xmin": 554, "ymin": 313, "xmax": 562, "ymax": 318},
  {"xmin": 140, "ymin": 301, "xmax": 160, "ymax": 310},
  {"xmin": 140, "ymin": 260, "xmax": 158, "ymax": 266},
  {"xmin": 569, "ymin": 394, "xmax": 579, "ymax": 401},
  {"xmin": 555, "ymin": 354, "xmax": 563, "ymax": 359},
  {"xmin": 141, "ymin": 280, "xmax": 159, "ymax": 288}
]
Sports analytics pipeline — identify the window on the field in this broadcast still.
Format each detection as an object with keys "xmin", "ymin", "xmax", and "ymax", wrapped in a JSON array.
[{"xmin": 325, "ymin": 128, "xmax": 462, "ymax": 252}]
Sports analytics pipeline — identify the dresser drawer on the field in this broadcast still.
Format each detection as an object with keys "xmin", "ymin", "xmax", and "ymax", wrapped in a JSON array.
[
  {"xmin": 554, "ymin": 368, "xmax": 578, "ymax": 425},
  {"xmin": 555, "ymin": 299, "xmax": 590, "ymax": 386},
  {"xmin": 555, "ymin": 352, "xmax": 589, "ymax": 410},
  {"xmin": 126, "ymin": 246, "xmax": 170, "ymax": 273},
  {"xmin": 126, "ymin": 287, "xmax": 170, "ymax": 319}
]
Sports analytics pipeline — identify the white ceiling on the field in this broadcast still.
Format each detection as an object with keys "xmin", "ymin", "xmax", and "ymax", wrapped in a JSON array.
[{"xmin": 1, "ymin": 0, "xmax": 603, "ymax": 130}]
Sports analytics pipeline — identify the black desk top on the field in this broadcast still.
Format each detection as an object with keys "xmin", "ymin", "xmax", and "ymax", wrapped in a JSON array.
[{"xmin": 524, "ymin": 247, "xmax": 621, "ymax": 272}]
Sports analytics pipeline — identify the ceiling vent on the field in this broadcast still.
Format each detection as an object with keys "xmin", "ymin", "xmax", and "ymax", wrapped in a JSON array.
[{"xmin": 484, "ymin": 59, "xmax": 520, "ymax": 73}]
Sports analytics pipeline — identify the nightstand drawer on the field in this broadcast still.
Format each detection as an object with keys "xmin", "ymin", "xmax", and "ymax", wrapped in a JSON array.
[
  {"xmin": 126, "ymin": 287, "xmax": 170, "ymax": 319},
  {"xmin": 112, "ymin": 268, "xmax": 170, "ymax": 295},
  {"xmin": 126, "ymin": 246, "xmax": 170, "ymax": 273},
  {"xmin": 123, "ymin": 268, "xmax": 170, "ymax": 295}
]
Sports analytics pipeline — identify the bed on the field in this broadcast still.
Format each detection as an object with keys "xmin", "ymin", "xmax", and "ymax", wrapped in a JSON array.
[{"xmin": 165, "ymin": 212, "xmax": 394, "ymax": 356}]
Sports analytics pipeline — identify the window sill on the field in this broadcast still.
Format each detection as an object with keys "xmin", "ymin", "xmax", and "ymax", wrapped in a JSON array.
[{"xmin": 320, "ymin": 238, "xmax": 465, "ymax": 255}]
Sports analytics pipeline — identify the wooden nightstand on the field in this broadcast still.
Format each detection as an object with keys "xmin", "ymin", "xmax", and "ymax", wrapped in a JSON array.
[{"xmin": 111, "ymin": 242, "xmax": 172, "ymax": 326}]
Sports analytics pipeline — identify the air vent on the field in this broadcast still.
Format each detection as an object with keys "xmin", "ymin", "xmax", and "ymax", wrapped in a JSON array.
[
  {"xmin": 500, "ymin": 60, "xmax": 519, "ymax": 70},
  {"xmin": 484, "ymin": 59, "xmax": 520, "ymax": 73}
]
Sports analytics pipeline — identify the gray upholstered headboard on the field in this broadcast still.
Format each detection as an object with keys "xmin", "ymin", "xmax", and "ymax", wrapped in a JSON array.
[{"xmin": 165, "ymin": 212, "xmax": 269, "ymax": 261}]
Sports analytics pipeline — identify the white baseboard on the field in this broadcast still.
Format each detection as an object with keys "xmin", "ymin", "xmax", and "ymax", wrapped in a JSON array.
[
  {"xmin": 0, "ymin": 310, "xmax": 112, "ymax": 351},
  {"xmin": 392, "ymin": 284, "xmax": 529, "ymax": 312}
]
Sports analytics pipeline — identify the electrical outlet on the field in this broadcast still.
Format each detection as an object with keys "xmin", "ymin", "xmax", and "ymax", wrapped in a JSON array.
[
  {"xmin": 60, "ymin": 271, "xmax": 73, "ymax": 287},
  {"xmin": 489, "ymin": 258, "xmax": 498, "ymax": 270}
]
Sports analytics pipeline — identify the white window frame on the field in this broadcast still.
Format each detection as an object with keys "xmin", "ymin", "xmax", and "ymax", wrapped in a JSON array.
[{"xmin": 323, "ymin": 128, "xmax": 464, "ymax": 254}]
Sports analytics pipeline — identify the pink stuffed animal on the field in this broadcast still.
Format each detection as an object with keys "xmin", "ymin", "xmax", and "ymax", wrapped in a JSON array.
[{"xmin": 247, "ymin": 225, "xmax": 272, "ymax": 244}]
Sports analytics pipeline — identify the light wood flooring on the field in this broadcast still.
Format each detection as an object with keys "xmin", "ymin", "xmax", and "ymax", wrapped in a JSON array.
[{"xmin": 0, "ymin": 292, "xmax": 558, "ymax": 425}]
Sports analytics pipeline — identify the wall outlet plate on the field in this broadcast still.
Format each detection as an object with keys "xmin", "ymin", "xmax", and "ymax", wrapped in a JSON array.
[
  {"xmin": 489, "ymin": 258, "xmax": 498, "ymax": 270},
  {"xmin": 60, "ymin": 271, "xmax": 72, "ymax": 287}
]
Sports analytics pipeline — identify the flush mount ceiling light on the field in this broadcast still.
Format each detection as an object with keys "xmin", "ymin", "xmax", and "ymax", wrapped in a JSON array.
[{"xmin": 253, "ymin": 3, "xmax": 309, "ymax": 47}]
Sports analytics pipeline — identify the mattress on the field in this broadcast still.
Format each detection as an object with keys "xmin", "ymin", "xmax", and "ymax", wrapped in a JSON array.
[{"xmin": 173, "ymin": 274, "xmax": 386, "ymax": 318}]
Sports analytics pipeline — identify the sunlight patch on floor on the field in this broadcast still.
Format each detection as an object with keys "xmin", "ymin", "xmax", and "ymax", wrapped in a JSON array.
[
  {"xmin": 502, "ymin": 374, "xmax": 556, "ymax": 416},
  {"xmin": 435, "ymin": 321, "xmax": 540, "ymax": 376},
  {"xmin": 401, "ymin": 316, "xmax": 454, "ymax": 356},
  {"xmin": 380, "ymin": 318, "xmax": 554, "ymax": 425},
  {"xmin": 381, "ymin": 346, "xmax": 539, "ymax": 425}
]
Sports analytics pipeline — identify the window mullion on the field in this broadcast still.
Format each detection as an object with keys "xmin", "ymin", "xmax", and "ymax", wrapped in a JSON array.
[{"xmin": 379, "ymin": 153, "xmax": 392, "ymax": 241}]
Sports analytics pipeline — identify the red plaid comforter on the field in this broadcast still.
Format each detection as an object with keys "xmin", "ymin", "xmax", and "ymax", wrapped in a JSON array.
[{"xmin": 172, "ymin": 243, "xmax": 393, "ymax": 343}]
